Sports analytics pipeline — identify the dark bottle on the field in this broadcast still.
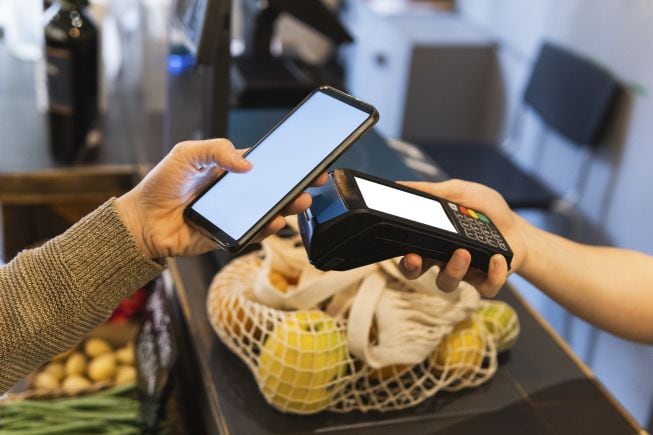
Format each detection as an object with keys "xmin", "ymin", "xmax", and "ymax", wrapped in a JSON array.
[{"xmin": 45, "ymin": 0, "xmax": 98, "ymax": 162}]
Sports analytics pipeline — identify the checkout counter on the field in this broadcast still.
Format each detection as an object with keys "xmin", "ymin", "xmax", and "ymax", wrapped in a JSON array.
[{"xmin": 0, "ymin": 35, "xmax": 644, "ymax": 435}]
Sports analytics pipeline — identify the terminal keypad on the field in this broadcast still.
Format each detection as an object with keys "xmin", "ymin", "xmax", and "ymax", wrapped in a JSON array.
[{"xmin": 448, "ymin": 202, "xmax": 509, "ymax": 252}]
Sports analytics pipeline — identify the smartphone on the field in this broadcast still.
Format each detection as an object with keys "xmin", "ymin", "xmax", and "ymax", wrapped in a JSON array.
[
  {"xmin": 299, "ymin": 169, "xmax": 513, "ymax": 272},
  {"xmin": 184, "ymin": 86, "xmax": 378, "ymax": 252}
]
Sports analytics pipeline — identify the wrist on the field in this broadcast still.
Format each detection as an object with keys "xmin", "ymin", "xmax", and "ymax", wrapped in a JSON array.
[
  {"xmin": 511, "ymin": 212, "xmax": 542, "ymax": 279},
  {"xmin": 115, "ymin": 191, "xmax": 152, "ymax": 259}
]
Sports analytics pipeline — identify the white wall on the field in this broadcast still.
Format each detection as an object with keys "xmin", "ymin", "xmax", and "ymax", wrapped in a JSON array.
[
  {"xmin": 458, "ymin": 0, "xmax": 653, "ymax": 427},
  {"xmin": 461, "ymin": 0, "xmax": 653, "ymax": 252}
]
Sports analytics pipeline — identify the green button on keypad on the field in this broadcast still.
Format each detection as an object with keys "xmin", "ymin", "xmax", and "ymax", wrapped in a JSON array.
[{"xmin": 477, "ymin": 212, "xmax": 490, "ymax": 223}]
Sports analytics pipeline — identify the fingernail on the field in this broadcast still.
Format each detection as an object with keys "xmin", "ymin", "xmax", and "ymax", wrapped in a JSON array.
[
  {"xmin": 238, "ymin": 155, "xmax": 252, "ymax": 167},
  {"xmin": 491, "ymin": 256, "xmax": 503, "ymax": 272},
  {"xmin": 403, "ymin": 259, "xmax": 417, "ymax": 273},
  {"xmin": 451, "ymin": 252, "xmax": 466, "ymax": 269}
]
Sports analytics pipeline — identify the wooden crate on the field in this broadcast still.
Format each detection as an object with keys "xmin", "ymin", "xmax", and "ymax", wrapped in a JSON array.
[{"xmin": 0, "ymin": 165, "xmax": 148, "ymax": 261}]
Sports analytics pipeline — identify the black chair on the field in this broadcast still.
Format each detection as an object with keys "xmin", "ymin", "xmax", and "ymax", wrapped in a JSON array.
[{"xmin": 415, "ymin": 42, "xmax": 622, "ymax": 209}]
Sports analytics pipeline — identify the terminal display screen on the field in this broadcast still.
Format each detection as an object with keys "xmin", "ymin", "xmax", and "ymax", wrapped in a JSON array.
[{"xmin": 354, "ymin": 176, "xmax": 458, "ymax": 234}]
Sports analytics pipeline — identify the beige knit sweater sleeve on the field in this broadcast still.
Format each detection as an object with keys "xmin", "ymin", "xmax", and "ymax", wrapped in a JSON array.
[{"xmin": 0, "ymin": 199, "xmax": 164, "ymax": 393}]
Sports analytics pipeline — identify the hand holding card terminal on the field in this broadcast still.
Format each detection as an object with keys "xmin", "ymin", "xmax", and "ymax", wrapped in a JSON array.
[{"xmin": 298, "ymin": 169, "xmax": 513, "ymax": 272}]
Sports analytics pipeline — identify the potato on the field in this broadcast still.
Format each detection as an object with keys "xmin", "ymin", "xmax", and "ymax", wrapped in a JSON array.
[
  {"xmin": 52, "ymin": 348, "xmax": 75, "ymax": 362},
  {"xmin": 42, "ymin": 362, "xmax": 66, "ymax": 381},
  {"xmin": 88, "ymin": 353, "xmax": 118, "ymax": 381},
  {"xmin": 115, "ymin": 365, "xmax": 137, "ymax": 385},
  {"xmin": 65, "ymin": 352, "xmax": 86, "ymax": 376},
  {"xmin": 115, "ymin": 343, "xmax": 135, "ymax": 365},
  {"xmin": 61, "ymin": 375, "xmax": 92, "ymax": 395},
  {"xmin": 84, "ymin": 338, "xmax": 113, "ymax": 357},
  {"xmin": 435, "ymin": 317, "xmax": 486, "ymax": 376},
  {"xmin": 33, "ymin": 372, "xmax": 59, "ymax": 390}
]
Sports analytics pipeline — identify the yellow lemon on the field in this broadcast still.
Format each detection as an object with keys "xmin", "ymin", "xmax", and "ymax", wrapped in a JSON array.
[
  {"xmin": 257, "ymin": 311, "xmax": 348, "ymax": 413},
  {"xmin": 269, "ymin": 270, "xmax": 292, "ymax": 292},
  {"xmin": 216, "ymin": 296, "xmax": 261, "ymax": 340},
  {"xmin": 435, "ymin": 317, "xmax": 486, "ymax": 376},
  {"xmin": 477, "ymin": 300, "xmax": 519, "ymax": 352}
]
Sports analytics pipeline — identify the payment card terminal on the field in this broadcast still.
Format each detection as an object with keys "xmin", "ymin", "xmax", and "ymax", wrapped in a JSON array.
[{"xmin": 298, "ymin": 169, "xmax": 513, "ymax": 272}]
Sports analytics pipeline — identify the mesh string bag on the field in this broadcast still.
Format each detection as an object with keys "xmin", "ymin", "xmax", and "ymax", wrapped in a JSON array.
[
  {"xmin": 477, "ymin": 299, "xmax": 520, "ymax": 353},
  {"xmin": 207, "ymin": 233, "xmax": 501, "ymax": 414},
  {"xmin": 256, "ymin": 310, "xmax": 351, "ymax": 413}
]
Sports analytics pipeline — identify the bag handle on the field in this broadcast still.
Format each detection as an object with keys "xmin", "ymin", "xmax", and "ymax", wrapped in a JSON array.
[{"xmin": 346, "ymin": 271, "xmax": 387, "ymax": 367}]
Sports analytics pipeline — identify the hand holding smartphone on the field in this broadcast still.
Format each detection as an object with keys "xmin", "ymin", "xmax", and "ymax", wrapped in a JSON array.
[{"xmin": 184, "ymin": 86, "xmax": 378, "ymax": 252}]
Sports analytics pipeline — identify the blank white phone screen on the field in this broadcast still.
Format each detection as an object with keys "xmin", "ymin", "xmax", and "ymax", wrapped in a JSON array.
[
  {"xmin": 191, "ymin": 91, "xmax": 370, "ymax": 240},
  {"xmin": 354, "ymin": 177, "xmax": 458, "ymax": 234}
]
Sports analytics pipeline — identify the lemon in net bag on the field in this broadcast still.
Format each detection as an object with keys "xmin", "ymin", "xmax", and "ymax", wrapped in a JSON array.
[
  {"xmin": 476, "ymin": 299, "xmax": 520, "ymax": 352},
  {"xmin": 257, "ymin": 310, "xmax": 350, "ymax": 413},
  {"xmin": 208, "ymin": 229, "xmax": 514, "ymax": 414}
]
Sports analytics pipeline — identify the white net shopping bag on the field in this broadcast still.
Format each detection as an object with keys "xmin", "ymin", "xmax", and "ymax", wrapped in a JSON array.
[{"xmin": 207, "ymin": 232, "xmax": 506, "ymax": 414}]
